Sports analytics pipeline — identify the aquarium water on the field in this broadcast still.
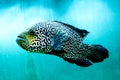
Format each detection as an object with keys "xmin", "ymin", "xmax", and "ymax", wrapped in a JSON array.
[{"xmin": 0, "ymin": 0, "xmax": 120, "ymax": 80}]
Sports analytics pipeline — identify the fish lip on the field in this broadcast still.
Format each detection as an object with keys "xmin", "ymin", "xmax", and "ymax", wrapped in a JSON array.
[
  {"xmin": 16, "ymin": 36, "xmax": 26, "ymax": 43},
  {"xmin": 16, "ymin": 36, "xmax": 27, "ymax": 50},
  {"xmin": 17, "ymin": 35, "xmax": 24, "ymax": 39}
]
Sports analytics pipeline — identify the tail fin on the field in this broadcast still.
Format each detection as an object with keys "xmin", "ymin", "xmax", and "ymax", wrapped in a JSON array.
[{"xmin": 86, "ymin": 45, "xmax": 109, "ymax": 63}]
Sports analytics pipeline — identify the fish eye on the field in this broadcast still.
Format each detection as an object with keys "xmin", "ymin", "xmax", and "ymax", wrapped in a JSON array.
[{"xmin": 29, "ymin": 29, "xmax": 35, "ymax": 35}]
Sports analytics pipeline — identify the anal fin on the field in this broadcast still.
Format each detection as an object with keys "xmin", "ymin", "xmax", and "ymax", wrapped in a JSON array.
[
  {"xmin": 60, "ymin": 53, "xmax": 92, "ymax": 67},
  {"xmin": 46, "ymin": 49, "xmax": 92, "ymax": 67}
]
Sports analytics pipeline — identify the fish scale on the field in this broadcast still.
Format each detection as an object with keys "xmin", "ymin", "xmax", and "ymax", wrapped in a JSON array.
[{"xmin": 16, "ymin": 21, "xmax": 109, "ymax": 67}]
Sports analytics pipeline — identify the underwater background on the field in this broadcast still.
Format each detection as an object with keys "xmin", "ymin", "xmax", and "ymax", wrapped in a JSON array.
[{"xmin": 0, "ymin": 0, "xmax": 120, "ymax": 80}]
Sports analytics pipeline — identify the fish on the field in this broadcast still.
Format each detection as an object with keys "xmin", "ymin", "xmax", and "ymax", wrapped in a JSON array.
[{"xmin": 16, "ymin": 21, "xmax": 109, "ymax": 67}]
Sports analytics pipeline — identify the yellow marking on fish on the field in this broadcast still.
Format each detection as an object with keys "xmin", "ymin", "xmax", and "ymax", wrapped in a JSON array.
[{"xmin": 26, "ymin": 34, "xmax": 35, "ymax": 45}]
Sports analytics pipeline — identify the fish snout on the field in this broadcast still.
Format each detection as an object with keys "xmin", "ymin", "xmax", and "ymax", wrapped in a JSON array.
[{"xmin": 16, "ymin": 33, "xmax": 26, "ymax": 44}]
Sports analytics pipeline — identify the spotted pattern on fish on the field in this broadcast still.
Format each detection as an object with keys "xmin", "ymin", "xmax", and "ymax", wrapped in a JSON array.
[{"xmin": 16, "ymin": 21, "xmax": 109, "ymax": 67}]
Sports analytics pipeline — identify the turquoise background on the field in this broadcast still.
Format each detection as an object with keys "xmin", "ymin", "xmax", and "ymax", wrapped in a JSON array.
[{"xmin": 0, "ymin": 0, "xmax": 120, "ymax": 80}]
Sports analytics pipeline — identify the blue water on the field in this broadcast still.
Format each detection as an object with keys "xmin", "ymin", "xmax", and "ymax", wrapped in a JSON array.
[{"xmin": 0, "ymin": 0, "xmax": 120, "ymax": 80}]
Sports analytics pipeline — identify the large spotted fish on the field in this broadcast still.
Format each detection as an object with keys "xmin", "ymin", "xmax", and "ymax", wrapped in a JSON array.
[{"xmin": 16, "ymin": 21, "xmax": 109, "ymax": 67}]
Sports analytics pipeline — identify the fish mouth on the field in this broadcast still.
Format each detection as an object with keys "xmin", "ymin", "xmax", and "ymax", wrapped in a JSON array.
[
  {"xmin": 16, "ymin": 35, "xmax": 25, "ymax": 42},
  {"xmin": 16, "ymin": 35, "xmax": 28, "ymax": 50},
  {"xmin": 16, "ymin": 35, "xmax": 26, "ymax": 46}
]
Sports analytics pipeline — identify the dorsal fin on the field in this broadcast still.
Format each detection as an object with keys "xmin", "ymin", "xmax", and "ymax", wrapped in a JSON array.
[{"xmin": 53, "ymin": 21, "xmax": 89, "ymax": 38}]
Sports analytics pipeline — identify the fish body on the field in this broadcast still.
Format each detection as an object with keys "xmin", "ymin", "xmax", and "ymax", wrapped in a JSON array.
[{"xmin": 16, "ymin": 21, "xmax": 109, "ymax": 67}]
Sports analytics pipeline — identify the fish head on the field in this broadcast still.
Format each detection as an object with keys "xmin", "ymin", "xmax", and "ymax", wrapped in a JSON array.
[{"xmin": 16, "ymin": 27, "xmax": 52, "ymax": 53}]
